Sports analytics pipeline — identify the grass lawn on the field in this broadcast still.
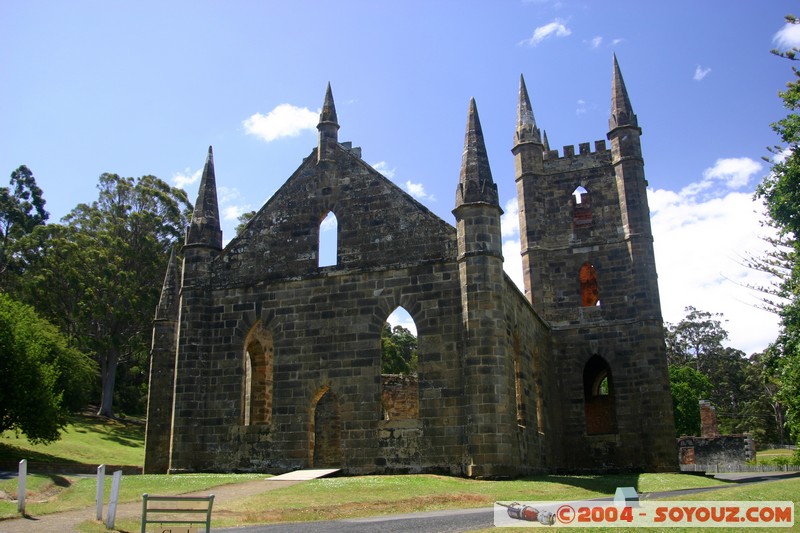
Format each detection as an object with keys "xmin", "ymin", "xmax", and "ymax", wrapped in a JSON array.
[
  {"xmin": 0, "ymin": 473, "xmax": 264, "ymax": 520},
  {"xmin": 0, "ymin": 413, "xmax": 144, "ymax": 467},
  {"xmin": 758, "ymin": 448, "xmax": 795, "ymax": 458},
  {"xmin": 103, "ymin": 473, "xmax": 799, "ymax": 532},
  {"xmin": 2, "ymin": 414, "xmax": 799, "ymax": 531}
]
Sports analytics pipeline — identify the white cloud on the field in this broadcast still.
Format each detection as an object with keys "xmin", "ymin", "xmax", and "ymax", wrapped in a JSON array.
[
  {"xmin": 702, "ymin": 157, "xmax": 761, "ymax": 189},
  {"xmin": 649, "ymin": 158, "xmax": 778, "ymax": 355},
  {"xmin": 499, "ymin": 158, "xmax": 779, "ymax": 355},
  {"xmin": 500, "ymin": 198, "xmax": 519, "ymax": 238},
  {"xmin": 217, "ymin": 186, "xmax": 251, "ymax": 221},
  {"xmin": 694, "ymin": 65, "xmax": 711, "ymax": 81},
  {"xmin": 773, "ymin": 21, "xmax": 800, "ymax": 51},
  {"xmin": 386, "ymin": 307, "xmax": 417, "ymax": 335},
  {"xmin": 321, "ymin": 211, "xmax": 337, "ymax": 232},
  {"xmin": 404, "ymin": 180, "xmax": 436, "ymax": 202},
  {"xmin": 501, "ymin": 198, "xmax": 525, "ymax": 292},
  {"xmin": 520, "ymin": 20, "xmax": 571, "ymax": 46},
  {"xmin": 222, "ymin": 204, "xmax": 249, "ymax": 221},
  {"xmin": 680, "ymin": 157, "xmax": 762, "ymax": 198},
  {"xmin": 576, "ymin": 99, "xmax": 587, "ymax": 115},
  {"xmin": 243, "ymin": 104, "xmax": 318, "ymax": 142},
  {"xmin": 371, "ymin": 161, "xmax": 396, "ymax": 179},
  {"xmin": 590, "ymin": 36, "xmax": 603, "ymax": 48},
  {"xmin": 172, "ymin": 167, "xmax": 202, "ymax": 188}
]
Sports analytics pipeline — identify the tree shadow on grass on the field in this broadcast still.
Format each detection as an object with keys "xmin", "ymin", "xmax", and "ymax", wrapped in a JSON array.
[
  {"xmin": 69, "ymin": 413, "xmax": 144, "ymax": 448},
  {"xmin": 529, "ymin": 473, "xmax": 643, "ymax": 495},
  {"xmin": 0, "ymin": 442, "xmax": 81, "ymax": 465}
]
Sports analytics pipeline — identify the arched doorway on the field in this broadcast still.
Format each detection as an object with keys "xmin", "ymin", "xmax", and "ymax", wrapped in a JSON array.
[
  {"xmin": 242, "ymin": 322, "xmax": 273, "ymax": 426},
  {"xmin": 583, "ymin": 355, "xmax": 616, "ymax": 435},
  {"xmin": 310, "ymin": 387, "xmax": 341, "ymax": 467}
]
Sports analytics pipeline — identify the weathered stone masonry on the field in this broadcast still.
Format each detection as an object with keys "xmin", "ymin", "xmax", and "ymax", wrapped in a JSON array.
[{"xmin": 145, "ymin": 59, "xmax": 676, "ymax": 477}]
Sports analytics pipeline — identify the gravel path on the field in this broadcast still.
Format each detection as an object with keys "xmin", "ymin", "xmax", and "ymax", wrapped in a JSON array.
[{"xmin": 0, "ymin": 479, "xmax": 302, "ymax": 533}]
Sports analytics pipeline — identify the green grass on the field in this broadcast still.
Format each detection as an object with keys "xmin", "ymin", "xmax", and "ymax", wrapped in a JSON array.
[
  {"xmin": 201, "ymin": 473, "xmax": 730, "ymax": 527},
  {"xmin": 2, "ymin": 416, "xmax": 798, "ymax": 531},
  {"xmin": 0, "ymin": 473, "xmax": 263, "ymax": 520},
  {"xmin": 469, "ymin": 477, "xmax": 800, "ymax": 533},
  {"xmin": 758, "ymin": 448, "xmax": 795, "ymax": 459},
  {"xmin": 0, "ymin": 413, "xmax": 144, "ymax": 467}
]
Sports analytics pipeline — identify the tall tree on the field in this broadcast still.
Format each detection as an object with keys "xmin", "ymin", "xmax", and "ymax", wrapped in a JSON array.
[
  {"xmin": 754, "ymin": 14, "xmax": 800, "ymax": 443},
  {"xmin": 666, "ymin": 307, "xmax": 768, "ymax": 439},
  {"xmin": 665, "ymin": 306, "xmax": 728, "ymax": 372},
  {"xmin": 381, "ymin": 324, "xmax": 418, "ymax": 374},
  {"xmin": 15, "ymin": 174, "xmax": 191, "ymax": 418},
  {"xmin": 0, "ymin": 165, "xmax": 49, "ymax": 288}
]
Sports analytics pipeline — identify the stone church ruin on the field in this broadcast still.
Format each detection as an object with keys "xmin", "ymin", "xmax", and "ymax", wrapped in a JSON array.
[{"xmin": 145, "ymin": 56, "xmax": 676, "ymax": 477}]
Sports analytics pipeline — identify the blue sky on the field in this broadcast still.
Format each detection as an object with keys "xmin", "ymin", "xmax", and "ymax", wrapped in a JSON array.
[{"xmin": 3, "ymin": 1, "xmax": 799, "ymax": 354}]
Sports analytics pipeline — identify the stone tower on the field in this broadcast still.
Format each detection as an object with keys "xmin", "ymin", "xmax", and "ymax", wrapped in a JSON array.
[
  {"xmin": 143, "ymin": 248, "xmax": 179, "ymax": 474},
  {"xmin": 513, "ymin": 56, "xmax": 676, "ymax": 471},
  {"xmin": 169, "ymin": 146, "xmax": 223, "ymax": 472},
  {"xmin": 453, "ymin": 99, "xmax": 519, "ymax": 477}
]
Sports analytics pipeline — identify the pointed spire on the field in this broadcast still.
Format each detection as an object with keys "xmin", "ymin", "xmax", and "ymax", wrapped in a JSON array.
[
  {"xmin": 515, "ymin": 74, "xmax": 541, "ymax": 145},
  {"xmin": 186, "ymin": 146, "xmax": 222, "ymax": 249},
  {"xmin": 155, "ymin": 247, "xmax": 179, "ymax": 320},
  {"xmin": 317, "ymin": 83, "xmax": 340, "ymax": 161},
  {"xmin": 456, "ymin": 98, "xmax": 499, "ymax": 208},
  {"xmin": 542, "ymin": 130, "xmax": 551, "ymax": 152},
  {"xmin": 320, "ymin": 82, "xmax": 338, "ymax": 126},
  {"xmin": 609, "ymin": 54, "xmax": 638, "ymax": 131}
]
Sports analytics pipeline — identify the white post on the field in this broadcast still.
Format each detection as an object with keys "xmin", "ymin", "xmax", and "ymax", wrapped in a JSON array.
[
  {"xmin": 105, "ymin": 470, "xmax": 122, "ymax": 529},
  {"xmin": 17, "ymin": 459, "xmax": 26, "ymax": 515},
  {"xmin": 96, "ymin": 464, "xmax": 105, "ymax": 521}
]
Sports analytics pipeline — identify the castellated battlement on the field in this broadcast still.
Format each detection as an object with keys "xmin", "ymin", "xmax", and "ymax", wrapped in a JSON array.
[
  {"xmin": 542, "ymin": 140, "xmax": 610, "ymax": 172},
  {"xmin": 544, "ymin": 139, "xmax": 608, "ymax": 160}
]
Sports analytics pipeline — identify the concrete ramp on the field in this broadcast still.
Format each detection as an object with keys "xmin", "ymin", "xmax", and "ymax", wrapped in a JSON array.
[{"xmin": 267, "ymin": 468, "xmax": 340, "ymax": 481}]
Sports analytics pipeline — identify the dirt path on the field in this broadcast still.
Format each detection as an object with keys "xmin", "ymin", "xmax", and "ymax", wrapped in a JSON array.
[{"xmin": 0, "ymin": 479, "xmax": 302, "ymax": 533}]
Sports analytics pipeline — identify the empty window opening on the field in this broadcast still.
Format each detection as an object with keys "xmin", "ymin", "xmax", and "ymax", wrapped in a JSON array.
[
  {"xmin": 533, "ymin": 346, "xmax": 545, "ymax": 434},
  {"xmin": 535, "ymin": 381, "xmax": 545, "ymax": 433},
  {"xmin": 573, "ymin": 186, "xmax": 588, "ymax": 204},
  {"xmin": 572, "ymin": 186, "xmax": 592, "ymax": 227},
  {"xmin": 242, "ymin": 323, "xmax": 273, "ymax": 426},
  {"xmin": 310, "ymin": 387, "xmax": 341, "ymax": 468},
  {"xmin": 579, "ymin": 262, "xmax": 600, "ymax": 307},
  {"xmin": 381, "ymin": 307, "xmax": 419, "ymax": 421},
  {"xmin": 583, "ymin": 355, "xmax": 616, "ymax": 435},
  {"xmin": 513, "ymin": 332, "xmax": 525, "ymax": 426},
  {"xmin": 318, "ymin": 211, "xmax": 338, "ymax": 267}
]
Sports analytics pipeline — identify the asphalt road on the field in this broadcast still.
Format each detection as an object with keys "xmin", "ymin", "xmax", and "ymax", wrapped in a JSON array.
[
  {"xmin": 217, "ymin": 472, "xmax": 800, "ymax": 533},
  {"xmin": 218, "ymin": 506, "xmax": 494, "ymax": 533}
]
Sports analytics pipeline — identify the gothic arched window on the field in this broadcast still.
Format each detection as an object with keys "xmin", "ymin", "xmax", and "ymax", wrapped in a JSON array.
[
  {"xmin": 583, "ymin": 355, "xmax": 616, "ymax": 435},
  {"xmin": 318, "ymin": 211, "xmax": 338, "ymax": 267}
]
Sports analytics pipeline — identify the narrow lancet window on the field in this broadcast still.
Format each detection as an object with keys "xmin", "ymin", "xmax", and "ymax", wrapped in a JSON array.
[
  {"xmin": 572, "ymin": 186, "xmax": 592, "ymax": 227},
  {"xmin": 380, "ymin": 307, "xmax": 419, "ymax": 421},
  {"xmin": 319, "ymin": 211, "xmax": 338, "ymax": 267},
  {"xmin": 579, "ymin": 262, "xmax": 600, "ymax": 307}
]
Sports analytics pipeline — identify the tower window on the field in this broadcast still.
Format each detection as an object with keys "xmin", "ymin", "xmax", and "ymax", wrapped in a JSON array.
[
  {"xmin": 572, "ymin": 186, "xmax": 592, "ymax": 227},
  {"xmin": 579, "ymin": 262, "xmax": 600, "ymax": 307}
]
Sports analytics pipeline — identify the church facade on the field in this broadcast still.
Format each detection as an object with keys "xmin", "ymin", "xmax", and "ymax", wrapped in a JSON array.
[{"xmin": 144, "ymin": 56, "xmax": 676, "ymax": 477}]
